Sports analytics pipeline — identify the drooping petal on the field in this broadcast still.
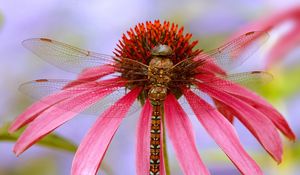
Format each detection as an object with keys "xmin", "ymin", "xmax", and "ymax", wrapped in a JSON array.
[
  {"xmin": 194, "ymin": 53, "xmax": 227, "ymax": 75},
  {"xmin": 9, "ymin": 94, "xmax": 63, "ymax": 133},
  {"xmin": 213, "ymin": 99, "xmax": 234, "ymax": 123},
  {"xmin": 196, "ymin": 74, "xmax": 295, "ymax": 140},
  {"xmin": 71, "ymin": 88, "xmax": 141, "ymax": 175},
  {"xmin": 184, "ymin": 89, "xmax": 263, "ymax": 174},
  {"xmin": 196, "ymin": 82, "xmax": 283, "ymax": 163},
  {"xmin": 64, "ymin": 65, "xmax": 116, "ymax": 89},
  {"xmin": 63, "ymin": 65, "xmax": 117, "ymax": 89},
  {"xmin": 9, "ymin": 87, "xmax": 83, "ymax": 133},
  {"xmin": 136, "ymin": 99, "xmax": 166, "ymax": 175},
  {"xmin": 266, "ymin": 25, "xmax": 300, "ymax": 66},
  {"xmin": 233, "ymin": 6, "xmax": 300, "ymax": 66},
  {"xmin": 164, "ymin": 94, "xmax": 210, "ymax": 175},
  {"xmin": 13, "ymin": 81, "xmax": 125, "ymax": 156},
  {"xmin": 136, "ymin": 99, "xmax": 152, "ymax": 175},
  {"xmin": 9, "ymin": 78, "xmax": 122, "ymax": 133},
  {"xmin": 238, "ymin": 95, "xmax": 296, "ymax": 140},
  {"xmin": 77, "ymin": 64, "xmax": 116, "ymax": 80},
  {"xmin": 160, "ymin": 121, "xmax": 166, "ymax": 175}
]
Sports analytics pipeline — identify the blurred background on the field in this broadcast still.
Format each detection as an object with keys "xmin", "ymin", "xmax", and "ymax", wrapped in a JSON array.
[{"xmin": 0, "ymin": 0, "xmax": 300, "ymax": 174}]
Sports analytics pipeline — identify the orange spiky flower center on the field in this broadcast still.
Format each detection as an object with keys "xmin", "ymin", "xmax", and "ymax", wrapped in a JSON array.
[
  {"xmin": 114, "ymin": 20, "xmax": 201, "ymax": 102},
  {"xmin": 114, "ymin": 20, "xmax": 200, "ymax": 64}
]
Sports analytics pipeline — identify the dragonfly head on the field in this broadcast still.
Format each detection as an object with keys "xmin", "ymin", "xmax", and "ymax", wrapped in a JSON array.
[{"xmin": 151, "ymin": 44, "xmax": 173, "ymax": 56}]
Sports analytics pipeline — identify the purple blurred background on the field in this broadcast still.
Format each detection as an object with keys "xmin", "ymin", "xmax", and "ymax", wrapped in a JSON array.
[{"xmin": 0, "ymin": 0, "xmax": 300, "ymax": 175}]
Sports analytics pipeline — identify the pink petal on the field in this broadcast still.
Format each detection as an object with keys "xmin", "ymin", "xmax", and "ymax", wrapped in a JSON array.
[
  {"xmin": 135, "ymin": 99, "xmax": 166, "ymax": 175},
  {"xmin": 164, "ymin": 94, "xmax": 210, "ymax": 175},
  {"xmin": 233, "ymin": 6, "xmax": 300, "ymax": 66},
  {"xmin": 160, "ymin": 123, "xmax": 166, "ymax": 175},
  {"xmin": 184, "ymin": 89, "xmax": 263, "ymax": 174},
  {"xmin": 196, "ymin": 74, "xmax": 295, "ymax": 140},
  {"xmin": 9, "ymin": 89, "xmax": 79, "ymax": 133},
  {"xmin": 136, "ymin": 99, "xmax": 152, "ymax": 175},
  {"xmin": 213, "ymin": 99, "xmax": 234, "ymax": 123},
  {"xmin": 194, "ymin": 53, "xmax": 227, "ymax": 75},
  {"xmin": 9, "ymin": 78, "xmax": 122, "ymax": 133},
  {"xmin": 13, "ymin": 81, "xmax": 124, "ymax": 156},
  {"xmin": 266, "ymin": 25, "xmax": 300, "ymax": 66},
  {"xmin": 196, "ymin": 83, "xmax": 283, "ymax": 163},
  {"xmin": 9, "ymin": 97, "xmax": 61, "ymax": 133},
  {"xmin": 63, "ymin": 65, "xmax": 116, "ymax": 89},
  {"xmin": 235, "ymin": 6, "xmax": 300, "ymax": 35},
  {"xmin": 78, "ymin": 64, "xmax": 115, "ymax": 80},
  {"xmin": 238, "ymin": 96, "xmax": 296, "ymax": 141},
  {"xmin": 71, "ymin": 88, "xmax": 141, "ymax": 175}
]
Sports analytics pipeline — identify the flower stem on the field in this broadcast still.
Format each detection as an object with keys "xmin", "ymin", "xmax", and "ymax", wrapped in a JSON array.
[{"xmin": 162, "ymin": 112, "xmax": 170, "ymax": 175}]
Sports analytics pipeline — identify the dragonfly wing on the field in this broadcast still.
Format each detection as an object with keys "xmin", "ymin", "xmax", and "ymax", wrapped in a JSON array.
[
  {"xmin": 177, "ymin": 71, "xmax": 272, "ymax": 116},
  {"xmin": 19, "ymin": 79, "xmax": 144, "ymax": 117},
  {"xmin": 84, "ymin": 87, "xmax": 142, "ymax": 117},
  {"xmin": 19, "ymin": 79, "xmax": 90, "ymax": 100},
  {"xmin": 206, "ymin": 31, "xmax": 269, "ymax": 70},
  {"xmin": 19, "ymin": 79, "xmax": 125, "ymax": 100},
  {"xmin": 192, "ymin": 71, "xmax": 273, "ymax": 89},
  {"xmin": 173, "ymin": 31, "xmax": 269, "ymax": 72},
  {"xmin": 23, "ymin": 38, "xmax": 148, "ymax": 74},
  {"xmin": 224, "ymin": 71, "xmax": 273, "ymax": 87}
]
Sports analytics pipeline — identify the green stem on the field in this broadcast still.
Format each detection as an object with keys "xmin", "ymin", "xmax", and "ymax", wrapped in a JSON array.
[{"xmin": 162, "ymin": 110, "xmax": 170, "ymax": 175}]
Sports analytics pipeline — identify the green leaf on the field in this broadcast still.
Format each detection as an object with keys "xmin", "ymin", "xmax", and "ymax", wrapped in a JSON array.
[
  {"xmin": 14, "ymin": 156, "xmax": 58, "ymax": 175},
  {"xmin": 0, "ymin": 123, "xmax": 77, "ymax": 153},
  {"xmin": 0, "ymin": 122, "xmax": 114, "ymax": 173},
  {"xmin": 251, "ymin": 65, "xmax": 300, "ymax": 102},
  {"xmin": 291, "ymin": 141, "xmax": 300, "ymax": 160}
]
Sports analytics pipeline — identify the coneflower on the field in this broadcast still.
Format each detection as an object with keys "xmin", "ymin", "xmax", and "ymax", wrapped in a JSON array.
[{"xmin": 10, "ymin": 20, "xmax": 295, "ymax": 175}]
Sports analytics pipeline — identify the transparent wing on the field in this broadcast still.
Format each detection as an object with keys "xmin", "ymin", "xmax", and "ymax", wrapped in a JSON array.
[
  {"xmin": 173, "ymin": 31, "xmax": 269, "ymax": 72},
  {"xmin": 19, "ymin": 79, "xmax": 128, "ymax": 99},
  {"xmin": 199, "ymin": 71, "xmax": 273, "ymax": 88},
  {"xmin": 178, "ymin": 71, "xmax": 272, "ymax": 115},
  {"xmin": 19, "ymin": 79, "xmax": 146, "ymax": 117},
  {"xmin": 172, "ymin": 70, "xmax": 272, "ymax": 89},
  {"xmin": 23, "ymin": 38, "xmax": 148, "ymax": 74},
  {"xmin": 84, "ymin": 88, "xmax": 142, "ymax": 117},
  {"xmin": 224, "ymin": 71, "xmax": 273, "ymax": 87}
]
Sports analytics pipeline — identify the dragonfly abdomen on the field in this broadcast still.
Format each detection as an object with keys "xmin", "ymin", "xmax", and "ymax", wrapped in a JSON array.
[{"xmin": 150, "ymin": 104, "xmax": 162, "ymax": 175}]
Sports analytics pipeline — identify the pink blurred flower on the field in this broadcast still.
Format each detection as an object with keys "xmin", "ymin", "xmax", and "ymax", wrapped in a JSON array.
[
  {"xmin": 10, "ymin": 21, "xmax": 295, "ymax": 175},
  {"xmin": 235, "ymin": 6, "xmax": 300, "ymax": 67}
]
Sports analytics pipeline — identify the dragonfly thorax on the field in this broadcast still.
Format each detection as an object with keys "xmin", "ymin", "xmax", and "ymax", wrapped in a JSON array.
[
  {"xmin": 148, "ymin": 46, "xmax": 174, "ymax": 102},
  {"xmin": 148, "ymin": 57, "xmax": 173, "ymax": 85}
]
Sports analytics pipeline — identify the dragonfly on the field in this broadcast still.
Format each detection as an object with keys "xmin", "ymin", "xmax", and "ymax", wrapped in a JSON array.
[{"xmin": 20, "ymin": 31, "xmax": 271, "ymax": 175}]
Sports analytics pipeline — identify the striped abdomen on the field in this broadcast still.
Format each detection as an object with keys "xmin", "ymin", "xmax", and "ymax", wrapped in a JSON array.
[{"xmin": 150, "ymin": 104, "xmax": 161, "ymax": 175}]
